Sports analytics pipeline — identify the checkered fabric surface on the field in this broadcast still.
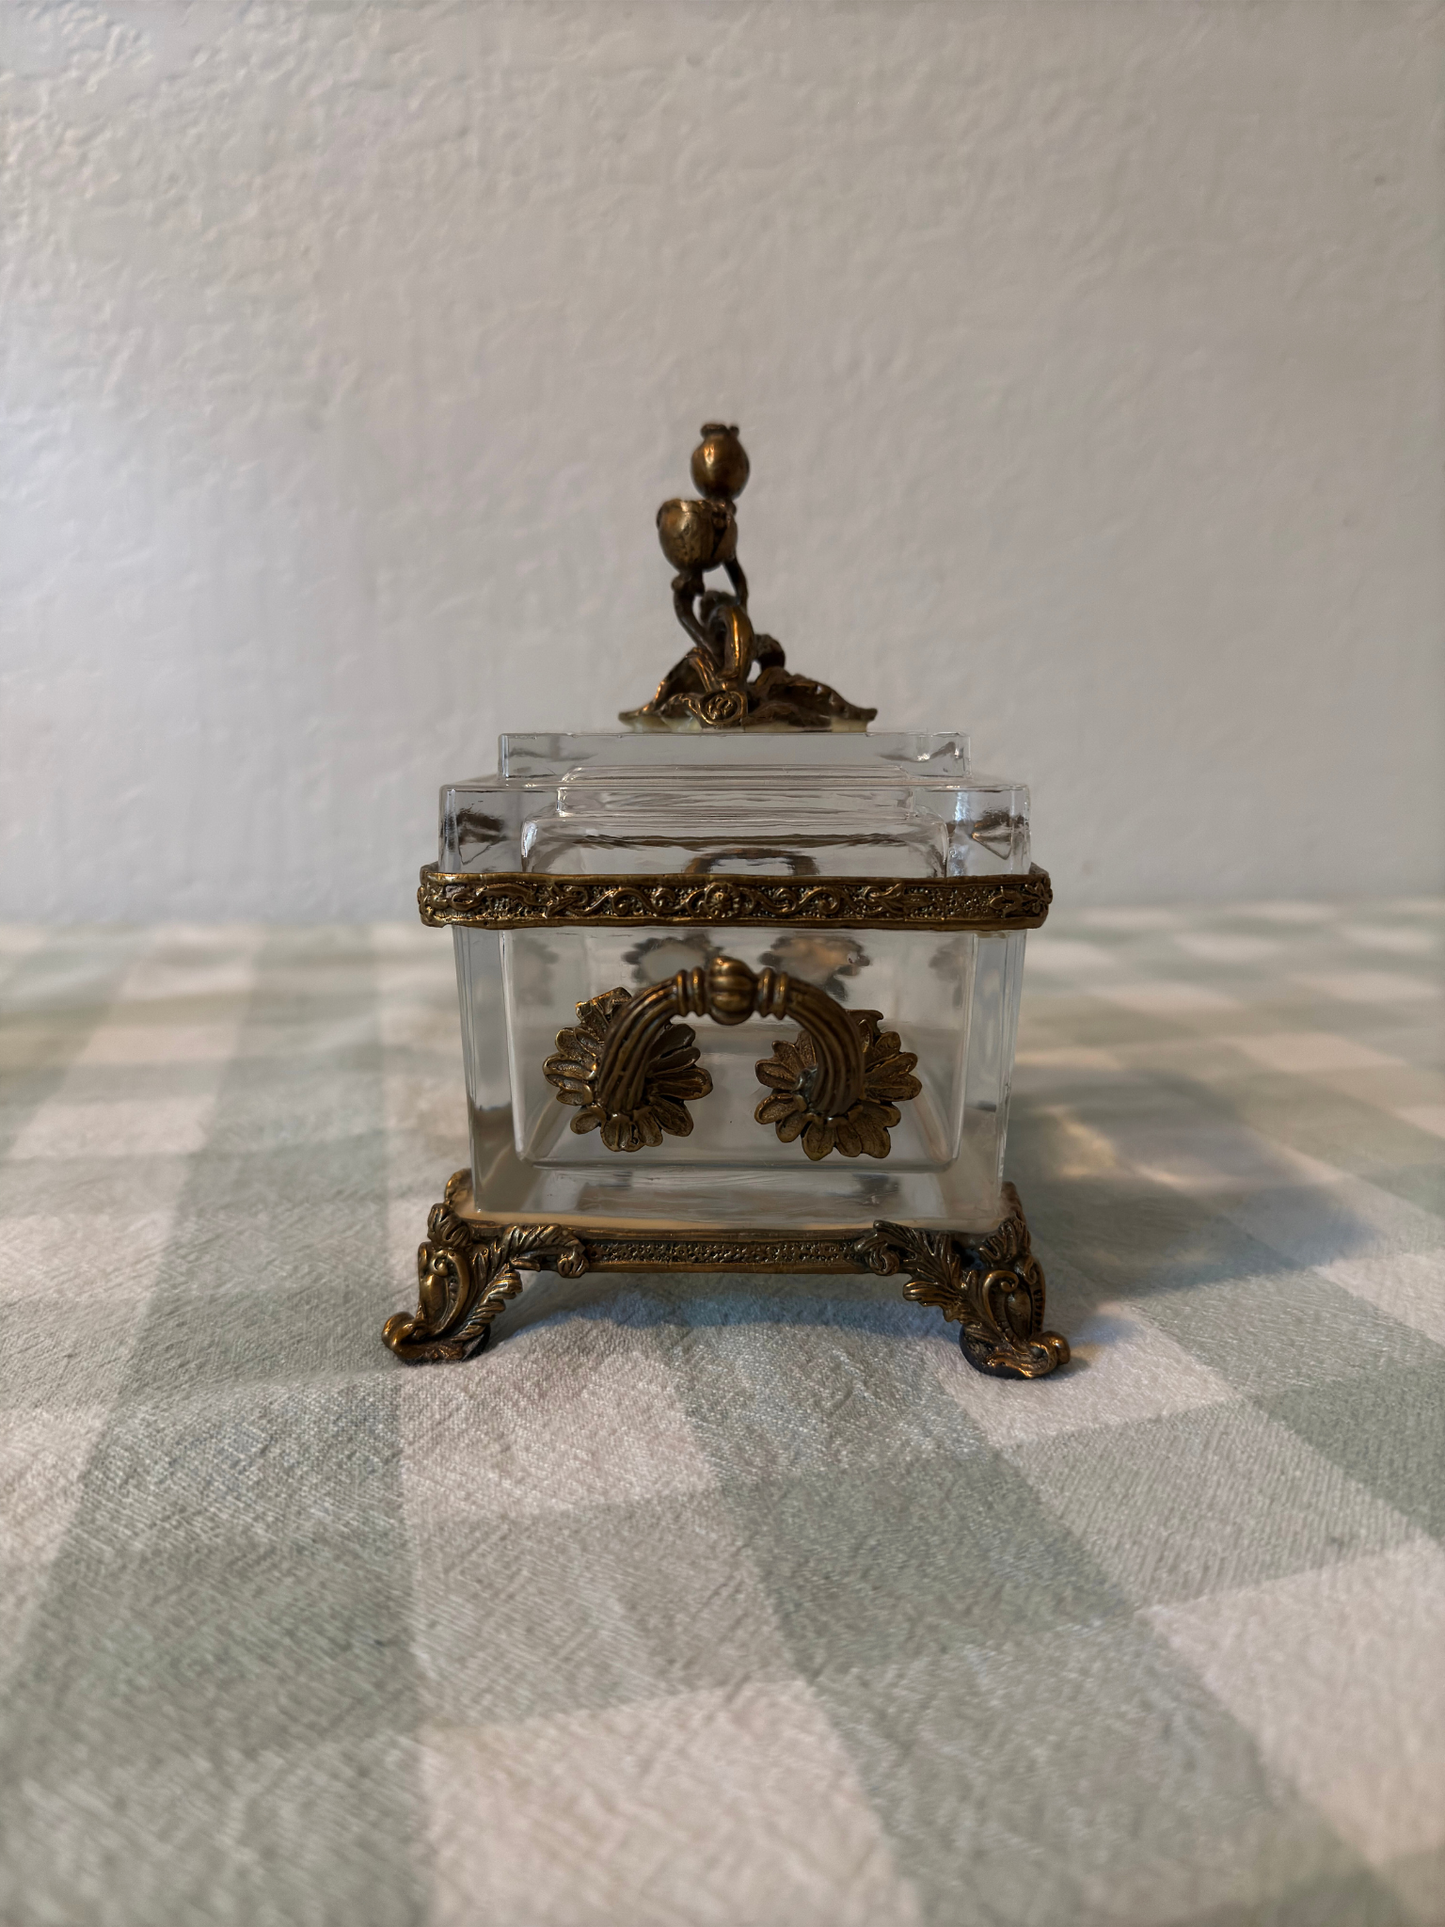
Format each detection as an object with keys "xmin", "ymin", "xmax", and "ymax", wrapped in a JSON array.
[{"xmin": 0, "ymin": 902, "xmax": 1442, "ymax": 1927}]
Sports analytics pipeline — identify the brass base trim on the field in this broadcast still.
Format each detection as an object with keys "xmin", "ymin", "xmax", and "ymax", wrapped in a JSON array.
[{"xmin": 382, "ymin": 1176, "xmax": 1069, "ymax": 1380}]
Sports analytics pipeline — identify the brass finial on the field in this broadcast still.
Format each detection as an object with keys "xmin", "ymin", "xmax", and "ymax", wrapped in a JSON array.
[
  {"xmin": 621, "ymin": 424, "xmax": 877, "ymax": 732},
  {"xmin": 691, "ymin": 422, "xmax": 750, "ymax": 499}
]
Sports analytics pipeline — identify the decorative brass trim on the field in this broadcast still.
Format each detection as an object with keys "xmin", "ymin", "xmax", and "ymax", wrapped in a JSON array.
[
  {"xmin": 755, "ymin": 1009, "xmax": 920, "ymax": 1160},
  {"xmin": 856, "ymin": 1193, "xmax": 1070, "ymax": 1378},
  {"xmin": 382, "ymin": 1177, "xmax": 1069, "ymax": 1378},
  {"xmin": 544, "ymin": 986, "xmax": 714, "ymax": 1152},
  {"xmin": 382, "ymin": 1204, "xmax": 588, "ymax": 1365},
  {"xmin": 621, "ymin": 423, "xmax": 876, "ymax": 732},
  {"xmin": 542, "ymin": 957, "xmax": 919, "ymax": 1161},
  {"xmin": 419, "ymin": 865, "xmax": 1052, "ymax": 932}
]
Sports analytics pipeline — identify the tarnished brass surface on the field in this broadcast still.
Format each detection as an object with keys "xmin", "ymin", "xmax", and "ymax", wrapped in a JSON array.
[
  {"xmin": 856, "ymin": 1196, "xmax": 1070, "ymax": 1378},
  {"xmin": 419, "ymin": 864, "xmax": 1052, "ymax": 932},
  {"xmin": 382, "ymin": 1205, "xmax": 587, "ymax": 1365},
  {"xmin": 622, "ymin": 423, "xmax": 877, "ymax": 732},
  {"xmin": 544, "ymin": 985, "xmax": 714, "ymax": 1153},
  {"xmin": 382, "ymin": 1176, "xmax": 1068, "ymax": 1378},
  {"xmin": 755, "ymin": 1011, "xmax": 920, "ymax": 1161},
  {"xmin": 541, "ymin": 955, "xmax": 919, "ymax": 1160}
]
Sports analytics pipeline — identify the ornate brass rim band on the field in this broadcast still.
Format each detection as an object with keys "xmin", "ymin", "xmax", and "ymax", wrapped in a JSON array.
[{"xmin": 417, "ymin": 864, "xmax": 1051, "ymax": 932}]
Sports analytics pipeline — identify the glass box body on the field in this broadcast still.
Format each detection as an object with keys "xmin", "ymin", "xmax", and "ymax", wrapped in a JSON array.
[{"xmin": 440, "ymin": 730, "xmax": 1034, "ymax": 1236}]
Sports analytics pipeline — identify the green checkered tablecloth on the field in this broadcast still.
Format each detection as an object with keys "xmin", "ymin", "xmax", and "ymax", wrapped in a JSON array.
[{"xmin": 1, "ymin": 903, "xmax": 1442, "ymax": 1927}]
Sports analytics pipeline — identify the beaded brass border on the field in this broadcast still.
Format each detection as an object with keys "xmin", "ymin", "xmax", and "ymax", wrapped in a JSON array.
[
  {"xmin": 418, "ymin": 864, "xmax": 1051, "ymax": 932},
  {"xmin": 382, "ymin": 1176, "xmax": 1069, "ymax": 1379}
]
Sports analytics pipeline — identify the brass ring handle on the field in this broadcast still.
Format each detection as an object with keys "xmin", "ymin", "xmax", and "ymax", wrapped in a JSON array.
[{"xmin": 543, "ymin": 956, "xmax": 920, "ymax": 1160}]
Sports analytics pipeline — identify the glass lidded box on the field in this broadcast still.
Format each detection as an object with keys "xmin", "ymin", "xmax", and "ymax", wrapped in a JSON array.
[{"xmin": 385, "ymin": 425, "xmax": 1068, "ymax": 1379}]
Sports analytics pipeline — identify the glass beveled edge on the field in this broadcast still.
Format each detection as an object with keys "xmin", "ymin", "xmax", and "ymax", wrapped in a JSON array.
[{"xmin": 496, "ymin": 729, "xmax": 971, "ymax": 781}]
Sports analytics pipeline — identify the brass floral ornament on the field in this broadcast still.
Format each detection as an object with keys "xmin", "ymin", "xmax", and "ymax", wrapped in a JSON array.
[
  {"xmin": 544, "ymin": 988, "xmax": 712, "ymax": 1152},
  {"xmin": 755, "ymin": 1011, "xmax": 921, "ymax": 1160},
  {"xmin": 621, "ymin": 423, "xmax": 876, "ymax": 732}
]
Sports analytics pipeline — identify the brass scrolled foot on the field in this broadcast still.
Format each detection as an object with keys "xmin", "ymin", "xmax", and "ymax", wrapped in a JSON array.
[
  {"xmin": 856, "ymin": 1184, "xmax": 1069, "ymax": 1379},
  {"xmin": 383, "ymin": 1178, "xmax": 588, "ymax": 1364}
]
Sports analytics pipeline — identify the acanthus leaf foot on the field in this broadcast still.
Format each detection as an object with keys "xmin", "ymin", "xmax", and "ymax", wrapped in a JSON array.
[
  {"xmin": 383, "ymin": 1188, "xmax": 588, "ymax": 1365},
  {"xmin": 858, "ymin": 1186, "xmax": 1069, "ymax": 1380}
]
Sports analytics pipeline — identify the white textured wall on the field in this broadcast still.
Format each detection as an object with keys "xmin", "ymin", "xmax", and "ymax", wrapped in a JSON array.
[{"xmin": 3, "ymin": 1, "xmax": 1442, "ymax": 919}]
